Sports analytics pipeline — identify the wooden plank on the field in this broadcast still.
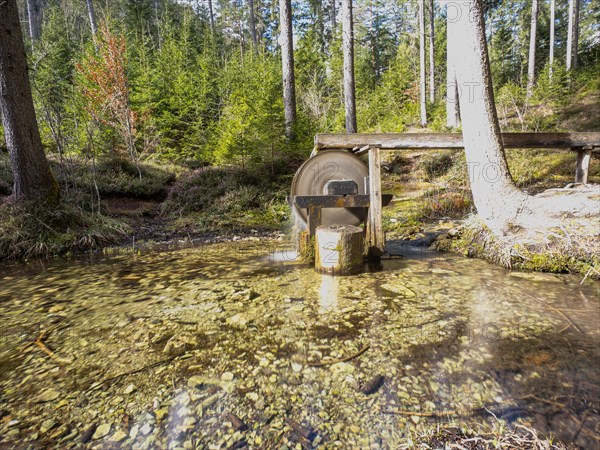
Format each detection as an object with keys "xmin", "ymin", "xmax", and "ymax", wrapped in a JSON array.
[
  {"xmin": 575, "ymin": 149, "xmax": 592, "ymax": 184},
  {"xmin": 293, "ymin": 194, "xmax": 393, "ymax": 209},
  {"xmin": 314, "ymin": 132, "xmax": 600, "ymax": 153},
  {"xmin": 367, "ymin": 147, "xmax": 383, "ymax": 261}
]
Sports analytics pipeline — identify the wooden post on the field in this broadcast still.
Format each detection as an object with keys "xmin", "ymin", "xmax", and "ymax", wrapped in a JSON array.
[
  {"xmin": 367, "ymin": 147, "xmax": 383, "ymax": 260},
  {"xmin": 575, "ymin": 148, "xmax": 592, "ymax": 184},
  {"xmin": 316, "ymin": 225, "xmax": 364, "ymax": 275},
  {"xmin": 307, "ymin": 205, "xmax": 321, "ymax": 238}
]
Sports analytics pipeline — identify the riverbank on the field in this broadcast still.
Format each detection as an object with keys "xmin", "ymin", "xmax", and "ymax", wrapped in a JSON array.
[{"xmin": 1, "ymin": 149, "xmax": 598, "ymax": 278}]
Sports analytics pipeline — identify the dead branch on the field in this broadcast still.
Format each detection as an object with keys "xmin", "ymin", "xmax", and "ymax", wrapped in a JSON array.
[{"xmin": 306, "ymin": 344, "xmax": 370, "ymax": 367}]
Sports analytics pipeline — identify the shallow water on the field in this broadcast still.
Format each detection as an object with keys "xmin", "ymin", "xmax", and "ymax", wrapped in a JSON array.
[{"xmin": 0, "ymin": 240, "xmax": 598, "ymax": 448}]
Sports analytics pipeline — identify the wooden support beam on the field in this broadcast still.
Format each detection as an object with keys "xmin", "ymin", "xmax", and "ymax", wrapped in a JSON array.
[
  {"xmin": 367, "ymin": 147, "xmax": 383, "ymax": 261},
  {"xmin": 575, "ymin": 148, "xmax": 592, "ymax": 184},
  {"xmin": 293, "ymin": 194, "xmax": 393, "ymax": 209},
  {"xmin": 314, "ymin": 132, "xmax": 600, "ymax": 153},
  {"xmin": 307, "ymin": 205, "xmax": 321, "ymax": 238}
]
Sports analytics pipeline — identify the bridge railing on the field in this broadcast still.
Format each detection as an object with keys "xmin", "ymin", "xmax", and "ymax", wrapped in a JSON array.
[{"xmin": 314, "ymin": 132, "xmax": 600, "ymax": 184}]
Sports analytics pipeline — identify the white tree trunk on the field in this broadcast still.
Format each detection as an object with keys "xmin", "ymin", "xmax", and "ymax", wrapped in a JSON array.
[
  {"xmin": 418, "ymin": 0, "xmax": 427, "ymax": 126},
  {"xmin": 342, "ymin": 0, "xmax": 357, "ymax": 133},
  {"xmin": 429, "ymin": 0, "xmax": 435, "ymax": 103},
  {"xmin": 449, "ymin": 0, "xmax": 598, "ymax": 238},
  {"xmin": 279, "ymin": 0, "xmax": 297, "ymax": 137},
  {"xmin": 445, "ymin": 5, "xmax": 460, "ymax": 129},
  {"xmin": 549, "ymin": 0, "xmax": 555, "ymax": 79},
  {"xmin": 526, "ymin": 0, "xmax": 538, "ymax": 98},
  {"xmin": 566, "ymin": 0, "xmax": 579, "ymax": 70}
]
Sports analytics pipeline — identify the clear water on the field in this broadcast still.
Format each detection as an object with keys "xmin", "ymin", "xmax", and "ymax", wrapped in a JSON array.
[{"xmin": 0, "ymin": 240, "xmax": 598, "ymax": 448}]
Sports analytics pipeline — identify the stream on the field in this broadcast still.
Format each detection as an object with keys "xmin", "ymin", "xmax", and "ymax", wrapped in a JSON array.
[{"xmin": 0, "ymin": 240, "xmax": 598, "ymax": 448}]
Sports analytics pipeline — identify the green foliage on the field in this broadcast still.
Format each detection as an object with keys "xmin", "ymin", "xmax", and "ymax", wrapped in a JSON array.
[
  {"xmin": 162, "ymin": 165, "xmax": 290, "ymax": 232},
  {"xmin": 0, "ymin": 195, "xmax": 129, "ymax": 260}
]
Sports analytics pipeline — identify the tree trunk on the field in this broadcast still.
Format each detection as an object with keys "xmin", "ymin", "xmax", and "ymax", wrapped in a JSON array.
[
  {"xmin": 549, "ymin": 0, "xmax": 554, "ymax": 79},
  {"xmin": 566, "ymin": 0, "xmax": 579, "ymax": 70},
  {"xmin": 86, "ymin": 0, "xmax": 98, "ymax": 36},
  {"xmin": 279, "ymin": 0, "xmax": 297, "ymax": 138},
  {"xmin": 573, "ymin": 0, "xmax": 579, "ymax": 69},
  {"xmin": 526, "ymin": 0, "xmax": 538, "ymax": 98},
  {"xmin": 331, "ymin": 0, "xmax": 337, "ymax": 33},
  {"xmin": 448, "ymin": 0, "xmax": 528, "ymax": 235},
  {"xmin": 315, "ymin": 225, "xmax": 364, "ymax": 275},
  {"xmin": 342, "ymin": 0, "xmax": 357, "ymax": 133},
  {"xmin": 446, "ymin": 5, "xmax": 460, "ymax": 129},
  {"xmin": 0, "ymin": 0, "xmax": 59, "ymax": 204},
  {"xmin": 249, "ymin": 0, "xmax": 258, "ymax": 51},
  {"xmin": 26, "ymin": 0, "xmax": 42, "ymax": 44},
  {"xmin": 428, "ymin": 0, "xmax": 435, "ymax": 103},
  {"xmin": 448, "ymin": 0, "xmax": 597, "ymax": 237},
  {"xmin": 418, "ymin": 0, "xmax": 427, "ymax": 126},
  {"xmin": 208, "ymin": 0, "xmax": 215, "ymax": 30}
]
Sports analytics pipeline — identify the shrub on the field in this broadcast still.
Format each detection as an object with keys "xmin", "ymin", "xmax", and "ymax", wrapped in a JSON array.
[{"xmin": 0, "ymin": 195, "xmax": 130, "ymax": 260}]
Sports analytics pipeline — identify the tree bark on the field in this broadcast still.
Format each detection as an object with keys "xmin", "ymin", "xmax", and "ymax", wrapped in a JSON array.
[
  {"xmin": 449, "ymin": 0, "xmax": 529, "ymax": 235},
  {"xmin": 428, "ymin": 0, "xmax": 435, "ymax": 103},
  {"xmin": 549, "ymin": 0, "xmax": 555, "ymax": 79},
  {"xmin": 446, "ymin": 5, "xmax": 460, "ymax": 129},
  {"xmin": 526, "ymin": 0, "xmax": 538, "ymax": 98},
  {"xmin": 573, "ymin": 0, "xmax": 579, "ymax": 69},
  {"xmin": 0, "ymin": 0, "xmax": 59, "ymax": 204},
  {"xmin": 249, "ymin": 0, "xmax": 258, "ymax": 51},
  {"xmin": 418, "ymin": 0, "xmax": 427, "ymax": 126},
  {"xmin": 208, "ymin": 0, "xmax": 215, "ymax": 30},
  {"xmin": 449, "ymin": 0, "xmax": 597, "ymax": 237},
  {"xmin": 566, "ymin": 0, "xmax": 579, "ymax": 70},
  {"xmin": 331, "ymin": 0, "xmax": 337, "ymax": 33},
  {"xmin": 342, "ymin": 0, "xmax": 357, "ymax": 133},
  {"xmin": 26, "ymin": 0, "xmax": 42, "ymax": 44},
  {"xmin": 86, "ymin": 0, "xmax": 98, "ymax": 36},
  {"xmin": 279, "ymin": 0, "xmax": 297, "ymax": 138}
]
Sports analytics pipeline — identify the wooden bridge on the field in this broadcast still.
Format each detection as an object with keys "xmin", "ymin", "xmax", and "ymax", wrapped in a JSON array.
[{"xmin": 312, "ymin": 132, "xmax": 600, "ymax": 258}]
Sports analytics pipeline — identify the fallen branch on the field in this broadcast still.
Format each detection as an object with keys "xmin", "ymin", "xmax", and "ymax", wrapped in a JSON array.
[
  {"xmin": 89, "ymin": 356, "xmax": 178, "ymax": 390},
  {"xmin": 306, "ymin": 344, "xmax": 370, "ymax": 367},
  {"xmin": 32, "ymin": 327, "xmax": 72, "ymax": 364}
]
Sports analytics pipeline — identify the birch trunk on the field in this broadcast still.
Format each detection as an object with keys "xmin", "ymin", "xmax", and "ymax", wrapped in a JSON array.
[
  {"xmin": 279, "ymin": 0, "xmax": 297, "ymax": 137},
  {"xmin": 428, "ymin": 0, "xmax": 435, "ymax": 104},
  {"xmin": 526, "ymin": 0, "xmax": 538, "ymax": 98},
  {"xmin": 418, "ymin": 0, "xmax": 427, "ymax": 126},
  {"xmin": 0, "ymin": 0, "xmax": 59, "ymax": 204},
  {"xmin": 342, "ymin": 0, "xmax": 357, "ymax": 133}
]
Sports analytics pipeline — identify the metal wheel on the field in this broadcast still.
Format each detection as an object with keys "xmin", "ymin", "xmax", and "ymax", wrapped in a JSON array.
[{"xmin": 290, "ymin": 150, "xmax": 368, "ymax": 227}]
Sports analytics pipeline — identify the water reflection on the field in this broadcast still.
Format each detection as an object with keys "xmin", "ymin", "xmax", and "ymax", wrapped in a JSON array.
[{"xmin": 318, "ymin": 275, "xmax": 340, "ymax": 314}]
